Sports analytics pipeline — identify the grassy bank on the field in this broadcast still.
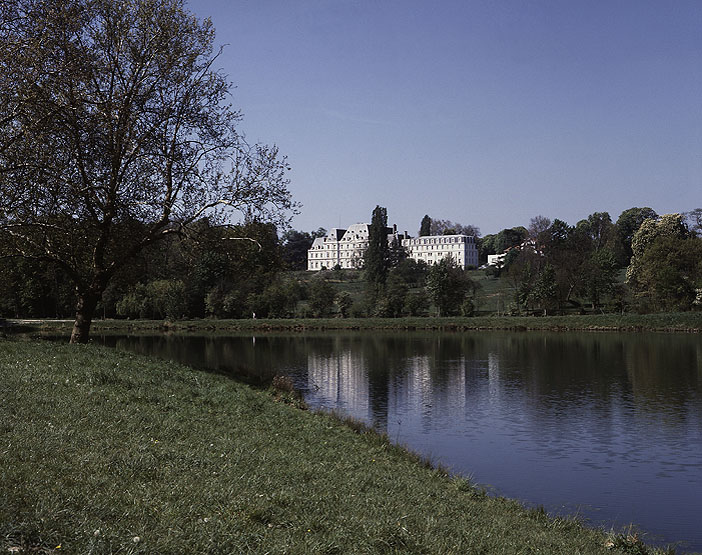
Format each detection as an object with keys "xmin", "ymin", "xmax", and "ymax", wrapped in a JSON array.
[
  {"xmin": 15, "ymin": 311, "xmax": 702, "ymax": 335},
  {"xmin": 0, "ymin": 340, "xmax": 668, "ymax": 554}
]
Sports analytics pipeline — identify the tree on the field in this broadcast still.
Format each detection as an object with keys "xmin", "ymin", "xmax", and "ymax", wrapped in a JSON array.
[
  {"xmin": 0, "ymin": 0, "xmax": 295, "ymax": 342},
  {"xmin": 382, "ymin": 272, "xmax": 409, "ymax": 317},
  {"xmin": 430, "ymin": 219, "xmax": 480, "ymax": 238},
  {"xmin": 634, "ymin": 235, "xmax": 702, "ymax": 311},
  {"xmin": 281, "ymin": 229, "xmax": 313, "ymax": 270},
  {"xmin": 308, "ymin": 277, "xmax": 336, "ymax": 317},
  {"xmin": 507, "ymin": 245, "xmax": 546, "ymax": 314},
  {"xmin": 542, "ymin": 219, "xmax": 584, "ymax": 308},
  {"xmin": 426, "ymin": 256, "xmax": 474, "ymax": 316},
  {"xmin": 365, "ymin": 206, "xmax": 390, "ymax": 288},
  {"xmin": 403, "ymin": 289, "xmax": 429, "ymax": 316},
  {"xmin": 480, "ymin": 226, "xmax": 529, "ymax": 266},
  {"xmin": 616, "ymin": 207, "xmax": 658, "ymax": 262},
  {"xmin": 685, "ymin": 208, "xmax": 702, "ymax": 237},
  {"xmin": 528, "ymin": 215, "xmax": 552, "ymax": 243},
  {"xmin": 495, "ymin": 226, "xmax": 528, "ymax": 253},
  {"xmin": 254, "ymin": 278, "xmax": 302, "ymax": 318},
  {"xmin": 419, "ymin": 215, "xmax": 432, "ymax": 237},
  {"xmin": 579, "ymin": 212, "xmax": 615, "ymax": 251},
  {"xmin": 626, "ymin": 213, "xmax": 700, "ymax": 310},
  {"xmin": 582, "ymin": 248, "xmax": 618, "ymax": 309},
  {"xmin": 391, "ymin": 258, "xmax": 427, "ymax": 288},
  {"xmin": 388, "ymin": 234, "xmax": 408, "ymax": 268},
  {"xmin": 335, "ymin": 291, "xmax": 353, "ymax": 318},
  {"xmin": 532, "ymin": 263, "xmax": 558, "ymax": 314},
  {"xmin": 116, "ymin": 279, "xmax": 186, "ymax": 320}
]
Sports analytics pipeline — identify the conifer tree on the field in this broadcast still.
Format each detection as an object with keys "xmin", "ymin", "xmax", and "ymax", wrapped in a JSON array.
[
  {"xmin": 419, "ymin": 215, "xmax": 432, "ymax": 237},
  {"xmin": 365, "ymin": 206, "xmax": 390, "ymax": 288}
]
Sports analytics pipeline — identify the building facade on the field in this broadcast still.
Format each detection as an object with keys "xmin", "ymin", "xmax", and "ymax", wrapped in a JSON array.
[
  {"xmin": 486, "ymin": 253, "xmax": 507, "ymax": 267},
  {"xmin": 307, "ymin": 223, "xmax": 375, "ymax": 270},
  {"xmin": 402, "ymin": 234, "xmax": 478, "ymax": 269},
  {"xmin": 307, "ymin": 223, "xmax": 478, "ymax": 271}
]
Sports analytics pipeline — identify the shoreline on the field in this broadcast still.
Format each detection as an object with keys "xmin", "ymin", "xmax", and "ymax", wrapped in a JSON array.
[
  {"xmin": 10, "ymin": 312, "xmax": 702, "ymax": 335},
  {"xmin": 0, "ymin": 339, "xmax": 671, "ymax": 554}
]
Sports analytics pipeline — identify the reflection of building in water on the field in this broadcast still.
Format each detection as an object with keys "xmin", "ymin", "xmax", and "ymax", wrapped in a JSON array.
[
  {"xmin": 307, "ymin": 350, "xmax": 370, "ymax": 420},
  {"xmin": 389, "ymin": 355, "xmax": 468, "ymax": 433}
]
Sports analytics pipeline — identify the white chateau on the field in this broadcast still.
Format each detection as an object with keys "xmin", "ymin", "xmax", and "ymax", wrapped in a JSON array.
[
  {"xmin": 307, "ymin": 223, "xmax": 478, "ymax": 270},
  {"xmin": 307, "ymin": 223, "xmax": 398, "ymax": 270},
  {"xmin": 402, "ymin": 234, "xmax": 479, "ymax": 269}
]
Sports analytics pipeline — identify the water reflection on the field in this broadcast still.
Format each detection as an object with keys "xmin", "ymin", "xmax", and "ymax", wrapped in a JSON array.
[{"xmin": 99, "ymin": 331, "xmax": 702, "ymax": 552}]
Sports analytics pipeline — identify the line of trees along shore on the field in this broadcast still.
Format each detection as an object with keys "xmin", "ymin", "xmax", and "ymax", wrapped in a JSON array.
[{"xmin": 2, "ymin": 204, "xmax": 701, "ymax": 324}]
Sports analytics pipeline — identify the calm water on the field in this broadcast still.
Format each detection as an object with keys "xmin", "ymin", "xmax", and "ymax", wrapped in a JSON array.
[{"xmin": 97, "ymin": 331, "xmax": 702, "ymax": 552}]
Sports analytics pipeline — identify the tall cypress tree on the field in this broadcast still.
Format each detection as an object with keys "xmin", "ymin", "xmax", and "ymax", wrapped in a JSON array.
[
  {"xmin": 365, "ymin": 206, "xmax": 390, "ymax": 287},
  {"xmin": 420, "ymin": 215, "xmax": 432, "ymax": 236}
]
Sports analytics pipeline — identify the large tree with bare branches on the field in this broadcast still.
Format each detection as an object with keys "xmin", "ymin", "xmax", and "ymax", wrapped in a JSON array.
[{"xmin": 0, "ymin": 0, "xmax": 296, "ymax": 342}]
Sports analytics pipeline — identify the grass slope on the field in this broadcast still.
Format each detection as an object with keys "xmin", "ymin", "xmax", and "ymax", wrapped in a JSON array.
[{"xmin": 1, "ymin": 340, "xmax": 667, "ymax": 554}]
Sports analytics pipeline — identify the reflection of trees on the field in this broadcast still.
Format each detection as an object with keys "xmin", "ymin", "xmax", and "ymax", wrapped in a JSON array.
[
  {"xmin": 111, "ymin": 333, "xmax": 313, "ymax": 385},
  {"xmin": 105, "ymin": 330, "xmax": 702, "ymax": 435},
  {"xmin": 624, "ymin": 334, "xmax": 701, "ymax": 417}
]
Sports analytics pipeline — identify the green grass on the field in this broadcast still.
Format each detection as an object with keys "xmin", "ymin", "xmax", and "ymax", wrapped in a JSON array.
[
  {"xmin": 468, "ymin": 270, "xmax": 516, "ymax": 314},
  {"xmin": 0, "ymin": 340, "xmax": 672, "ymax": 554}
]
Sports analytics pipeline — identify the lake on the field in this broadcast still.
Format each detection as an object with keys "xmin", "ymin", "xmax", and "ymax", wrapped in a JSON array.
[{"xmin": 96, "ymin": 330, "xmax": 702, "ymax": 552}]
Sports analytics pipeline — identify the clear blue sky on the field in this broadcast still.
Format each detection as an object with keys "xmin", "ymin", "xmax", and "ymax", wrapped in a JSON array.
[{"xmin": 189, "ymin": 0, "xmax": 701, "ymax": 236}]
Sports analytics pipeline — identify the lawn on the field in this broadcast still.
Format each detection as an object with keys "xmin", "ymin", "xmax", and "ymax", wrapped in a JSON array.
[{"xmin": 0, "ymin": 339, "xmax": 668, "ymax": 554}]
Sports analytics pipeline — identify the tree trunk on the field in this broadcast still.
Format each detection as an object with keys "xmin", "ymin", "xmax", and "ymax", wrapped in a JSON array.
[{"xmin": 70, "ymin": 291, "xmax": 101, "ymax": 344}]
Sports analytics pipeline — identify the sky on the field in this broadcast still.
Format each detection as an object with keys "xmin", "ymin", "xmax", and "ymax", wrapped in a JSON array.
[{"xmin": 189, "ymin": 0, "xmax": 702, "ymax": 236}]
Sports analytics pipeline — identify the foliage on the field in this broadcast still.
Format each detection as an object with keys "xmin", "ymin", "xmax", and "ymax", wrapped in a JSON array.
[
  {"xmin": 531, "ymin": 263, "xmax": 558, "ymax": 314},
  {"xmin": 685, "ymin": 208, "xmax": 702, "ymax": 236},
  {"xmin": 625, "ymin": 213, "xmax": 702, "ymax": 312},
  {"xmin": 335, "ymin": 291, "xmax": 353, "ymax": 318},
  {"xmin": 430, "ymin": 218, "xmax": 480, "ymax": 238},
  {"xmin": 426, "ymin": 256, "xmax": 475, "ymax": 316},
  {"xmin": 253, "ymin": 279, "xmax": 303, "ymax": 318},
  {"xmin": 505, "ymin": 213, "xmax": 623, "ymax": 313},
  {"xmin": 281, "ymin": 230, "xmax": 314, "ymax": 270},
  {"xmin": 616, "ymin": 207, "xmax": 658, "ymax": 263},
  {"xmin": 280, "ymin": 228, "xmax": 327, "ymax": 270},
  {"xmin": 509, "ymin": 250, "xmax": 558, "ymax": 314},
  {"xmin": 528, "ymin": 215, "xmax": 552, "ymax": 244},
  {"xmin": 479, "ymin": 226, "xmax": 529, "ymax": 264},
  {"xmin": 308, "ymin": 277, "xmax": 337, "ymax": 317},
  {"xmin": 388, "ymin": 234, "xmax": 409, "ymax": 268},
  {"xmin": 631, "ymin": 234, "xmax": 702, "ymax": 312},
  {"xmin": 116, "ymin": 279, "xmax": 186, "ymax": 320},
  {"xmin": 0, "ymin": 258, "xmax": 74, "ymax": 318},
  {"xmin": 364, "ymin": 206, "xmax": 390, "ymax": 288},
  {"xmin": 392, "ymin": 258, "xmax": 428, "ymax": 288},
  {"xmin": 419, "ymin": 214, "xmax": 432, "ymax": 236},
  {"xmin": 403, "ymin": 289, "xmax": 430, "ymax": 316},
  {"xmin": 0, "ymin": 0, "xmax": 295, "ymax": 342},
  {"xmin": 583, "ymin": 248, "xmax": 619, "ymax": 308},
  {"xmin": 460, "ymin": 296, "xmax": 476, "ymax": 316},
  {"xmin": 380, "ymin": 272, "xmax": 409, "ymax": 317}
]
